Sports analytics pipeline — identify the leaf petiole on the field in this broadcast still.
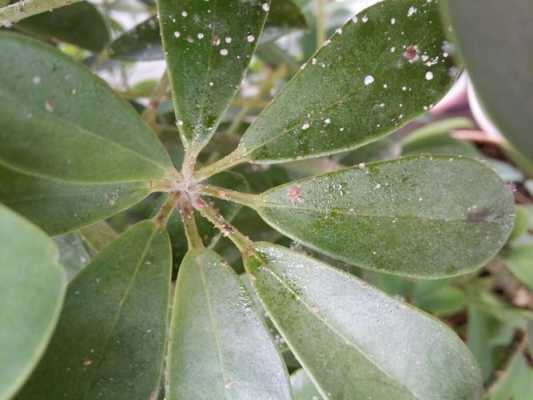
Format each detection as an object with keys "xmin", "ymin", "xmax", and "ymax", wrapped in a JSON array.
[
  {"xmin": 153, "ymin": 192, "xmax": 179, "ymax": 228},
  {"xmin": 175, "ymin": 194, "xmax": 204, "ymax": 249},
  {"xmin": 193, "ymin": 198, "xmax": 254, "ymax": 255},
  {"xmin": 199, "ymin": 185, "xmax": 261, "ymax": 209},
  {"xmin": 193, "ymin": 148, "xmax": 248, "ymax": 182}
]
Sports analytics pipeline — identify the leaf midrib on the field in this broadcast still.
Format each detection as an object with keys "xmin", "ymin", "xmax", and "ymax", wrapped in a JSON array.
[
  {"xmin": 258, "ymin": 262, "xmax": 418, "ymax": 400},
  {"xmin": 0, "ymin": 88, "xmax": 169, "ymax": 181},
  {"xmin": 259, "ymin": 202, "xmax": 502, "ymax": 225},
  {"xmin": 197, "ymin": 253, "xmax": 232, "ymax": 400},
  {"xmin": 239, "ymin": 8, "xmax": 438, "ymax": 159},
  {"xmin": 82, "ymin": 226, "xmax": 157, "ymax": 400}
]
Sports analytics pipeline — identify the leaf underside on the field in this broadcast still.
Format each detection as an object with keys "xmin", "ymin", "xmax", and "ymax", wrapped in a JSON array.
[
  {"xmin": 0, "ymin": 205, "xmax": 65, "ymax": 400},
  {"xmin": 16, "ymin": 221, "xmax": 172, "ymax": 400},
  {"xmin": 0, "ymin": 32, "xmax": 171, "ymax": 234},
  {"xmin": 168, "ymin": 248, "xmax": 291, "ymax": 400},
  {"xmin": 246, "ymin": 243, "xmax": 483, "ymax": 400}
]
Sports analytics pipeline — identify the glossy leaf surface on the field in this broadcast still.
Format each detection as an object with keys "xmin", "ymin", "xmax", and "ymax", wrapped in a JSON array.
[
  {"xmin": 445, "ymin": 0, "xmax": 533, "ymax": 161},
  {"xmin": 257, "ymin": 156, "xmax": 515, "ymax": 278},
  {"xmin": 0, "ymin": 205, "xmax": 65, "ymax": 400},
  {"xmin": 0, "ymin": 32, "xmax": 172, "ymax": 233},
  {"xmin": 17, "ymin": 221, "xmax": 172, "ymax": 400},
  {"xmin": 110, "ymin": 0, "xmax": 305, "ymax": 62},
  {"xmin": 17, "ymin": 1, "xmax": 110, "ymax": 52},
  {"xmin": 158, "ymin": 0, "xmax": 269, "ymax": 149},
  {"xmin": 245, "ymin": 243, "xmax": 483, "ymax": 400},
  {"xmin": 237, "ymin": 0, "xmax": 455, "ymax": 163},
  {"xmin": 0, "ymin": 32, "xmax": 171, "ymax": 180},
  {"xmin": 168, "ymin": 248, "xmax": 290, "ymax": 399},
  {"xmin": 0, "ymin": 164, "xmax": 151, "ymax": 235}
]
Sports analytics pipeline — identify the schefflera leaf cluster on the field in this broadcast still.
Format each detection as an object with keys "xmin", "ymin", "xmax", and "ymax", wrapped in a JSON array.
[{"xmin": 0, "ymin": 1, "xmax": 516, "ymax": 400}]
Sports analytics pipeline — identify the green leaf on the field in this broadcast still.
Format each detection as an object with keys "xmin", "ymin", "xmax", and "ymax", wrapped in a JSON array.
[
  {"xmin": 508, "ymin": 205, "xmax": 530, "ymax": 242},
  {"xmin": 158, "ymin": 0, "xmax": 269, "ymax": 150},
  {"xmin": 401, "ymin": 118, "xmax": 480, "ymax": 158},
  {"xmin": 16, "ymin": 221, "xmax": 172, "ymax": 400},
  {"xmin": 255, "ymin": 156, "xmax": 515, "ymax": 278},
  {"xmin": 412, "ymin": 280, "xmax": 466, "ymax": 317},
  {"xmin": 444, "ymin": 0, "xmax": 533, "ymax": 162},
  {"xmin": 291, "ymin": 369, "xmax": 322, "ymax": 400},
  {"xmin": 503, "ymin": 245, "xmax": 533, "ymax": 291},
  {"xmin": 261, "ymin": 0, "xmax": 307, "ymax": 43},
  {"xmin": 0, "ymin": 164, "xmax": 152, "ymax": 235},
  {"xmin": 79, "ymin": 221, "xmax": 119, "ymax": 254},
  {"xmin": 0, "ymin": 32, "xmax": 173, "ymax": 234},
  {"xmin": 245, "ymin": 243, "xmax": 483, "ymax": 400},
  {"xmin": 110, "ymin": 0, "xmax": 305, "ymax": 62},
  {"xmin": 108, "ymin": 16, "xmax": 163, "ymax": 62},
  {"xmin": 16, "ymin": 1, "xmax": 110, "ymax": 52},
  {"xmin": 467, "ymin": 306, "xmax": 494, "ymax": 382},
  {"xmin": 168, "ymin": 248, "xmax": 291, "ymax": 399},
  {"xmin": 0, "ymin": 205, "xmax": 66, "ymax": 400},
  {"xmin": 235, "ymin": 0, "xmax": 455, "ymax": 163},
  {"xmin": 489, "ymin": 351, "xmax": 533, "ymax": 400}
]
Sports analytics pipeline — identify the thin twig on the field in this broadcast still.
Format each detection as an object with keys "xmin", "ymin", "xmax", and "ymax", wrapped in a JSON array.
[{"xmin": 193, "ymin": 147, "xmax": 248, "ymax": 182}]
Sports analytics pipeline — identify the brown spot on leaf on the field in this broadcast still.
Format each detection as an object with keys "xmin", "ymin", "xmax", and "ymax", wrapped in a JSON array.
[{"xmin": 466, "ymin": 207, "xmax": 491, "ymax": 223}]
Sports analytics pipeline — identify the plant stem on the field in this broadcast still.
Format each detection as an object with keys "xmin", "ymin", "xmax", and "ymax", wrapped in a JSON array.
[
  {"xmin": 194, "ymin": 148, "xmax": 248, "ymax": 182},
  {"xmin": 176, "ymin": 194, "xmax": 204, "ymax": 249},
  {"xmin": 153, "ymin": 192, "xmax": 179, "ymax": 228},
  {"xmin": 199, "ymin": 185, "xmax": 261, "ymax": 209},
  {"xmin": 0, "ymin": 0, "xmax": 81, "ymax": 26},
  {"xmin": 194, "ymin": 198, "xmax": 254, "ymax": 255},
  {"xmin": 316, "ymin": 0, "xmax": 327, "ymax": 48}
]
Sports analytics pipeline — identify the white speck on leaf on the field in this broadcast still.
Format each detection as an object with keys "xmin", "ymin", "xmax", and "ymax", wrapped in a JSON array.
[{"xmin": 364, "ymin": 75, "xmax": 375, "ymax": 86}]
